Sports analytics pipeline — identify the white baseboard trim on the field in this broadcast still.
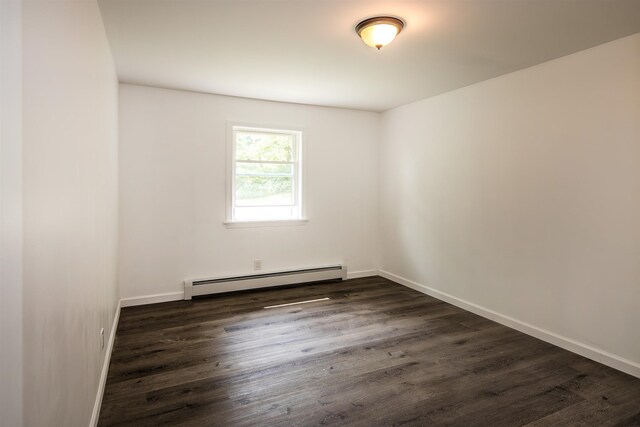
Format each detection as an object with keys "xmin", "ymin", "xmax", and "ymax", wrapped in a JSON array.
[
  {"xmin": 120, "ymin": 291, "xmax": 184, "ymax": 308},
  {"xmin": 346, "ymin": 269, "xmax": 379, "ymax": 279},
  {"xmin": 379, "ymin": 269, "xmax": 640, "ymax": 379},
  {"xmin": 90, "ymin": 300, "xmax": 121, "ymax": 427}
]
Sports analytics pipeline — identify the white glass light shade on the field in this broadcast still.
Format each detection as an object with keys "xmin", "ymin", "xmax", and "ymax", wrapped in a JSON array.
[{"xmin": 356, "ymin": 16, "xmax": 404, "ymax": 50}]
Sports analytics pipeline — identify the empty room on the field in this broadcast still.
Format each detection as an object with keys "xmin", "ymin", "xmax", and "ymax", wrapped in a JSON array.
[{"xmin": 2, "ymin": 0, "xmax": 640, "ymax": 426}]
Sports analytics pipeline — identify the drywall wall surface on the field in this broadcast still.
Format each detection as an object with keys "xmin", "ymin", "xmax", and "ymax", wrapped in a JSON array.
[
  {"xmin": 1, "ymin": 0, "xmax": 24, "ymax": 425},
  {"xmin": 380, "ymin": 34, "xmax": 640, "ymax": 368},
  {"xmin": 21, "ymin": 0, "xmax": 119, "ymax": 425},
  {"xmin": 119, "ymin": 84, "xmax": 380, "ymax": 299}
]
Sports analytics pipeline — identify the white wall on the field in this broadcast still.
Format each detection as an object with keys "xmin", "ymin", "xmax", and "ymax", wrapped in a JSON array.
[
  {"xmin": 380, "ymin": 33, "xmax": 640, "ymax": 375},
  {"xmin": 21, "ymin": 0, "xmax": 119, "ymax": 425},
  {"xmin": 1, "ymin": 0, "xmax": 24, "ymax": 425},
  {"xmin": 119, "ymin": 84, "xmax": 379, "ymax": 300}
]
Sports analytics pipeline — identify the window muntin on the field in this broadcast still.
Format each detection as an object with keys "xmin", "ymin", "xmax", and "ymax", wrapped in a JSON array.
[{"xmin": 229, "ymin": 125, "xmax": 303, "ymax": 222}]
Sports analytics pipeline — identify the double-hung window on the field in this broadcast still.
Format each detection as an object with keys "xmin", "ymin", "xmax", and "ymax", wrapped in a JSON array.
[{"xmin": 227, "ymin": 124, "xmax": 304, "ymax": 223}]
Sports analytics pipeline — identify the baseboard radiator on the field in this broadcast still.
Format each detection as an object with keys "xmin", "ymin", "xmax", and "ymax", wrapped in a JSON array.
[{"xmin": 184, "ymin": 264, "xmax": 347, "ymax": 300}]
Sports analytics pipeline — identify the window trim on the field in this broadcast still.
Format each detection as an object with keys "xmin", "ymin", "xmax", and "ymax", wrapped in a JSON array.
[{"xmin": 225, "ymin": 122, "xmax": 307, "ymax": 227}]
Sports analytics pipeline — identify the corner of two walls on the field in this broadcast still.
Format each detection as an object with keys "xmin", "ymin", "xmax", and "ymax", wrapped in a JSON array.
[{"xmin": 378, "ymin": 33, "xmax": 640, "ymax": 377}]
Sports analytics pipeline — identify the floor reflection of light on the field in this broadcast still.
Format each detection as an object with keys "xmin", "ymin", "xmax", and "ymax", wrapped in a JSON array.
[{"xmin": 263, "ymin": 297, "xmax": 330, "ymax": 309}]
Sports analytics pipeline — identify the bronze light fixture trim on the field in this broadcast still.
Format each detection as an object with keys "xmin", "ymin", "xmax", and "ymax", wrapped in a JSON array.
[{"xmin": 355, "ymin": 16, "xmax": 405, "ymax": 50}]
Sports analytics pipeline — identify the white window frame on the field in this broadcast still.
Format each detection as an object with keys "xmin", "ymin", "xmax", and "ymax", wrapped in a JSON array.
[{"xmin": 225, "ymin": 122, "xmax": 307, "ymax": 228}]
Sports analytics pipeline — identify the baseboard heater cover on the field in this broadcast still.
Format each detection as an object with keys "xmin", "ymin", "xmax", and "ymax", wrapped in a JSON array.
[{"xmin": 184, "ymin": 265, "xmax": 347, "ymax": 300}]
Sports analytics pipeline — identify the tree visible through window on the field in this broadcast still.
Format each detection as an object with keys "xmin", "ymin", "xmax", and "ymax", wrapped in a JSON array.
[{"xmin": 229, "ymin": 125, "xmax": 303, "ymax": 222}]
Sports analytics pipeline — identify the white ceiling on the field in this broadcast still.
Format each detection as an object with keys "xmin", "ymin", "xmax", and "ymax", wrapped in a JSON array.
[{"xmin": 98, "ymin": 0, "xmax": 640, "ymax": 112}]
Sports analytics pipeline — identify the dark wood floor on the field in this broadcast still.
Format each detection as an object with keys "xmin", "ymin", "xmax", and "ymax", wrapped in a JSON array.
[{"xmin": 99, "ymin": 276, "xmax": 640, "ymax": 426}]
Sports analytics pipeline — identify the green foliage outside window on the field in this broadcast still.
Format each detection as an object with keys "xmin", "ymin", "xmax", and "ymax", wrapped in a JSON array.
[
  {"xmin": 236, "ymin": 132, "xmax": 293, "ymax": 161},
  {"xmin": 235, "ymin": 132, "xmax": 296, "ymax": 204}
]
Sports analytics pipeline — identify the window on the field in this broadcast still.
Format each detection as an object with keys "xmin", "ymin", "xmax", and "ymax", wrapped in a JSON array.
[{"xmin": 227, "ymin": 124, "xmax": 304, "ymax": 224}]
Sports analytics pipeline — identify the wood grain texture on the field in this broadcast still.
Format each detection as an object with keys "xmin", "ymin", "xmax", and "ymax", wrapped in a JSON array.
[{"xmin": 99, "ymin": 277, "xmax": 640, "ymax": 426}]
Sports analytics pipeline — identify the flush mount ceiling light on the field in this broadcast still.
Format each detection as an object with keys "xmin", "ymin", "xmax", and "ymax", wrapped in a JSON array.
[{"xmin": 355, "ymin": 16, "xmax": 405, "ymax": 50}]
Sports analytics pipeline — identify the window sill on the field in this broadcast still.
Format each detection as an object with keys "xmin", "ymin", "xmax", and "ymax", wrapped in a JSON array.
[{"xmin": 223, "ymin": 218, "xmax": 309, "ymax": 228}]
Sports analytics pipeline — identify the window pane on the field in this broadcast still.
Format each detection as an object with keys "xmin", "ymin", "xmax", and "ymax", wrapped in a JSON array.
[
  {"xmin": 236, "ymin": 162, "xmax": 293, "ymax": 176},
  {"xmin": 236, "ymin": 131, "xmax": 294, "ymax": 162},
  {"xmin": 235, "ymin": 175, "xmax": 293, "ymax": 206}
]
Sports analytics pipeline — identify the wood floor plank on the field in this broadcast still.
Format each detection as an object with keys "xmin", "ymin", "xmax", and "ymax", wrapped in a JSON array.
[{"xmin": 99, "ymin": 277, "xmax": 640, "ymax": 426}]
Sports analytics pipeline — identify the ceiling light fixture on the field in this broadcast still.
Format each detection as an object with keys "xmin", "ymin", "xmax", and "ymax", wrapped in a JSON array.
[{"xmin": 355, "ymin": 16, "xmax": 405, "ymax": 50}]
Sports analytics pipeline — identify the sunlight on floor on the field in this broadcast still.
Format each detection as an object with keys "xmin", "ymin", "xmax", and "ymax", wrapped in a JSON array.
[{"xmin": 263, "ymin": 297, "xmax": 331, "ymax": 309}]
